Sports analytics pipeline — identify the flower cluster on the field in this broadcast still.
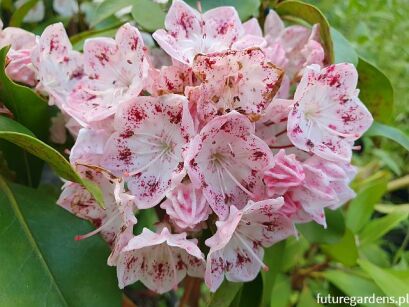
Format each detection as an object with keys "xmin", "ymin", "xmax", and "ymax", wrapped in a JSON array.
[{"xmin": 1, "ymin": 0, "xmax": 373, "ymax": 293}]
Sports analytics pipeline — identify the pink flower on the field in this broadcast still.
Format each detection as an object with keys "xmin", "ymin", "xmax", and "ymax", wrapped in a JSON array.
[
  {"xmin": 186, "ymin": 48, "xmax": 283, "ymax": 123},
  {"xmin": 184, "ymin": 111, "xmax": 273, "ymax": 219},
  {"xmin": 32, "ymin": 22, "xmax": 83, "ymax": 108},
  {"xmin": 152, "ymin": 0, "xmax": 257, "ymax": 64},
  {"xmin": 264, "ymin": 10, "xmax": 324, "ymax": 79},
  {"xmin": 161, "ymin": 182, "xmax": 212, "ymax": 231},
  {"xmin": 283, "ymin": 155, "xmax": 356, "ymax": 226},
  {"xmin": 205, "ymin": 199, "xmax": 296, "ymax": 292},
  {"xmin": 287, "ymin": 64, "xmax": 373, "ymax": 162},
  {"xmin": 264, "ymin": 149, "xmax": 305, "ymax": 196},
  {"xmin": 102, "ymin": 94, "xmax": 194, "ymax": 209},
  {"xmin": 116, "ymin": 227, "xmax": 205, "ymax": 292},
  {"xmin": 64, "ymin": 23, "xmax": 148, "ymax": 125},
  {"xmin": 0, "ymin": 19, "xmax": 36, "ymax": 50}
]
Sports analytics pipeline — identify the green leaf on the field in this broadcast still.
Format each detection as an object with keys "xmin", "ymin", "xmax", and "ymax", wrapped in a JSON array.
[
  {"xmin": 296, "ymin": 286, "xmax": 320, "ymax": 307},
  {"xmin": 298, "ymin": 209, "xmax": 345, "ymax": 244},
  {"xmin": 269, "ymin": 274, "xmax": 292, "ymax": 307},
  {"xmin": 321, "ymin": 228, "xmax": 358, "ymax": 267},
  {"xmin": 281, "ymin": 236, "xmax": 309, "ymax": 272},
  {"xmin": 186, "ymin": 0, "xmax": 261, "ymax": 21},
  {"xmin": 261, "ymin": 241, "xmax": 286, "ymax": 307},
  {"xmin": 323, "ymin": 270, "xmax": 388, "ymax": 307},
  {"xmin": 331, "ymin": 27, "xmax": 358, "ymax": 66},
  {"xmin": 359, "ymin": 244, "xmax": 390, "ymax": 268},
  {"xmin": 375, "ymin": 204, "xmax": 409, "ymax": 214},
  {"xmin": 357, "ymin": 58, "xmax": 394, "ymax": 124},
  {"xmin": 0, "ymin": 179, "xmax": 121, "ymax": 306},
  {"xmin": 365, "ymin": 121, "xmax": 409, "ymax": 151},
  {"xmin": 358, "ymin": 259, "xmax": 409, "ymax": 302},
  {"xmin": 275, "ymin": 0, "xmax": 334, "ymax": 64},
  {"xmin": 89, "ymin": 0, "xmax": 133, "ymax": 27},
  {"xmin": 0, "ymin": 116, "xmax": 104, "ymax": 207},
  {"xmin": 131, "ymin": 0, "xmax": 166, "ymax": 32},
  {"xmin": 360, "ymin": 212, "xmax": 408, "ymax": 245},
  {"xmin": 346, "ymin": 175, "xmax": 388, "ymax": 234},
  {"xmin": 9, "ymin": 0, "xmax": 39, "ymax": 27},
  {"xmin": 238, "ymin": 273, "xmax": 263, "ymax": 307},
  {"xmin": 208, "ymin": 281, "xmax": 243, "ymax": 307}
]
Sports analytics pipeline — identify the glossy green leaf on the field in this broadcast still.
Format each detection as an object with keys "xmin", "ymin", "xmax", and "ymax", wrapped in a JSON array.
[
  {"xmin": 358, "ymin": 259, "xmax": 409, "ymax": 301},
  {"xmin": 261, "ymin": 241, "xmax": 286, "ymax": 307},
  {"xmin": 131, "ymin": 0, "xmax": 166, "ymax": 32},
  {"xmin": 275, "ymin": 0, "xmax": 334, "ymax": 63},
  {"xmin": 331, "ymin": 27, "xmax": 358, "ymax": 66},
  {"xmin": 358, "ymin": 58, "xmax": 394, "ymax": 124},
  {"xmin": 9, "ymin": 0, "xmax": 39, "ymax": 27},
  {"xmin": 360, "ymin": 212, "xmax": 408, "ymax": 245},
  {"xmin": 0, "ymin": 116, "xmax": 104, "ymax": 207},
  {"xmin": 298, "ymin": 209, "xmax": 345, "ymax": 244},
  {"xmin": 323, "ymin": 270, "xmax": 388, "ymax": 307},
  {"xmin": 0, "ymin": 179, "xmax": 121, "ymax": 306},
  {"xmin": 366, "ymin": 121, "xmax": 409, "ymax": 151},
  {"xmin": 269, "ymin": 274, "xmax": 292, "ymax": 307},
  {"xmin": 89, "ymin": 0, "xmax": 133, "ymax": 27},
  {"xmin": 321, "ymin": 228, "xmax": 358, "ymax": 267},
  {"xmin": 346, "ymin": 175, "xmax": 388, "ymax": 234},
  {"xmin": 208, "ymin": 280, "xmax": 243, "ymax": 307},
  {"xmin": 186, "ymin": 0, "xmax": 261, "ymax": 21}
]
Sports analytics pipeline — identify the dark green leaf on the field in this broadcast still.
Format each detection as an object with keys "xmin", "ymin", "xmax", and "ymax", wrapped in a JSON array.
[
  {"xmin": 131, "ymin": 0, "xmax": 166, "ymax": 32},
  {"xmin": 0, "ymin": 179, "xmax": 121, "ymax": 306},
  {"xmin": 0, "ymin": 116, "xmax": 104, "ymax": 207},
  {"xmin": 358, "ymin": 259, "xmax": 409, "ymax": 299},
  {"xmin": 323, "ymin": 270, "xmax": 388, "ymax": 307},
  {"xmin": 239, "ymin": 273, "xmax": 263, "ymax": 307},
  {"xmin": 331, "ymin": 27, "xmax": 358, "ymax": 66},
  {"xmin": 365, "ymin": 121, "xmax": 409, "ymax": 151},
  {"xmin": 360, "ymin": 212, "xmax": 408, "ymax": 245},
  {"xmin": 9, "ymin": 0, "xmax": 39, "ymax": 27},
  {"xmin": 186, "ymin": 0, "xmax": 261, "ymax": 21},
  {"xmin": 269, "ymin": 274, "xmax": 292, "ymax": 307},
  {"xmin": 275, "ymin": 0, "xmax": 334, "ymax": 64},
  {"xmin": 89, "ymin": 0, "xmax": 133, "ymax": 27},
  {"xmin": 208, "ymin": 280, "xmax": 243, "ymax": 307},
  {"xmin": 298, "ymin": 209, "xmax": 345, "ymax": 244},
  {"xmin": 358, "ymin": 58, "xmax": 394, "ymax": 124},
  {"xmin": 261, "ymin": 241, "xmax": 286, "ymax": 307},
  {"xmin": 346, "ymin": 174, "xmax": 388, "ymax": 233},
  {"xmin": 321, "ymin": 228, "xmax": 358, "ymax": 266}
]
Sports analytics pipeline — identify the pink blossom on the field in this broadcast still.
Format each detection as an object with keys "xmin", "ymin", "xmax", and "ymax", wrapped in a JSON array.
[
  {"xmin": 152, "ymin": 0, "xmax": 258, "ymax": 64},
  {"xmin": 32, "ymin": 22, "xmax": 83, "ymax": 108},
  {"xmin": 287, "ymin": 64, "xmax": 373, "ymax": 162},
  {"xmin": 185, "ymin": 111, "xmax": 273, "ymax": 219},
  {"xmin": 116, "ymin": 227, "xmax": 205, "ymax": 292},
  {"xmin": 102, "ymin": 94, "xmax": 194, "ymax": 209},
  {"xmin": 64, "ymin": 23, "xmax": 148, "ymax": 125},
  {"xmin": 161, "ymin": 182, "xmax": 212, "ymax": 231},
  {"xmin": 186, "ymin": 48, "xmax": 283, "ymax": 123},
  {"xmin": 264, "ymin": 149, "xmax": 305, "ymax": 196},
  {"xmin": 205, "ymin": 199, "xmax": 296, "ymax": 292}
]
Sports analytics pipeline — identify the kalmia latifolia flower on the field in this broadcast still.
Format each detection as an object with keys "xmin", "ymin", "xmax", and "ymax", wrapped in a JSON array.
[
  {"xmin": 9, "ymin": 0, "xmax": 375, "ymax": 294},
  {"xmin": 205, "ymin": 198, "xmax": 296, "ymax": 292}
]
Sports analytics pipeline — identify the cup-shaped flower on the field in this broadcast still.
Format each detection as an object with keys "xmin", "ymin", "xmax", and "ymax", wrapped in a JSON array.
[
  {"xmin": 152, "ymin": 0, "xmax": 253, "ymax": 65},
  {"xmin": 287, "ymin": 64, "xmax": 373, "ymax": 162},
  {"xmin": 161, "ymin": 182, "xmax": 212, "ymax": 231},
  {"xmin": 31, "ymin": 22, "xmax": 83, "ymax": 108},
  {"xmin": 185, "ymin": 111, "xmax": 273, "ymax": 219},
  {"xmin": 64, "ymin": 23, "xmax": 148, "ymax": 125},
  {"xmin": 102, "ymin": 94, "xmax": 195, "ymax": 209},
  {"xmin": 264, "ymin": 149, "xmax": 305, "ymax": 196},
  {"xmin": 116, "ymin": 227, "xmax": 205, "ymax": 292},
  {"xmin": 205, "ymin": 198, "xmax": 296, "ymax": 292},
  {"xmin": 187, "ymin": 48, "xmax": 283, "ymax": 123}
]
